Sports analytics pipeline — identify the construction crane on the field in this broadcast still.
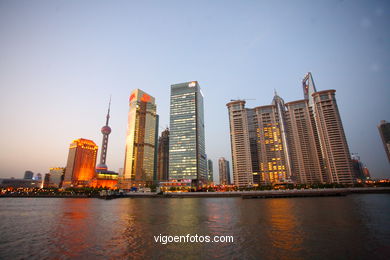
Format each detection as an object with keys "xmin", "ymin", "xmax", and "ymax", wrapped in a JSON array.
[{"xmin": 230, "ymin": 98, "xmax": 256, "ymax": 102}]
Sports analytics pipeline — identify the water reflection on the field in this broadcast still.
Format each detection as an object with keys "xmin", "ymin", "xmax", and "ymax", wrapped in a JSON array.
[
  {"xmin": 52, "ymin": 199, "xmax": 94, "ymax": 258},
  {"xmin": 263, "ymin": 199, "xmax": 303, "ymax": 259},
  {"xmin": 1, "ymin": 195, "xmax": 389, "ymax": 259}
]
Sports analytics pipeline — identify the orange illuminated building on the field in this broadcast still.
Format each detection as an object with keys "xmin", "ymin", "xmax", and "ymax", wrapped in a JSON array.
[{"xmin": 63, "ymin": 138, "xmax": 98, "ymax": 188}]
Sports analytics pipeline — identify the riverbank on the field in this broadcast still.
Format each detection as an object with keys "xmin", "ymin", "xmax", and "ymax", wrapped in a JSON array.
[{"xmin": 1, "ymin": 187, "xmax": 389, "ymax": 199}]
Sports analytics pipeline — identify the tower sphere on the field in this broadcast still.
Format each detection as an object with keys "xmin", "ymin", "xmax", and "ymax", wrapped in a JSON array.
[{"xmin": 101, "ymin": 125, "xmax": 111, "ymax": 135}]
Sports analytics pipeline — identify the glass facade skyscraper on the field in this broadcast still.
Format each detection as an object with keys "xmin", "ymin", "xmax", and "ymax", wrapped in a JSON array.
[
  {"xmin": 169, "ymin": 81, "xmax": 207, "ymax": 183},
  {"xmin": 123, "ymin": 89, "xmax": 157, "ymax": 187}
]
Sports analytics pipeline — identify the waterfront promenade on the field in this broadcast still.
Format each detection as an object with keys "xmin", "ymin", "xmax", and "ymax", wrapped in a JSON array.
[{"xmin": 2, "ymin": 187, "xmax": 390, "ymax": 199}]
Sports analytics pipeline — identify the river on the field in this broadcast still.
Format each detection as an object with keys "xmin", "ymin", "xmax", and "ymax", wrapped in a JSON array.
[{"xmin": 1, "ymin": 194, "xmax": 389, "ymax": 259}]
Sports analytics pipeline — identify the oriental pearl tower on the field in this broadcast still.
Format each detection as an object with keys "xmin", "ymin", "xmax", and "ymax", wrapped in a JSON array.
[{"xmin": 97, "ymin": 97, "xmax": 112, "ymax": 171}]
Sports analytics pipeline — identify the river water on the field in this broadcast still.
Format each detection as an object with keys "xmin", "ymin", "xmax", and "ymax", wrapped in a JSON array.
[{"xmin": 0, "ymin": 194, "xmax": 389, "ymax": 259}]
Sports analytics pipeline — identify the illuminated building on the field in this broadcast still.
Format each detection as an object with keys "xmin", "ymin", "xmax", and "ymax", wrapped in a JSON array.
[
  {"xmin": 169, "ymin": 81, "xmax": 207, "ymax": 185},
  {"xmin": 123, "ymin": 89, "xmax": 158, "ymax": 188},
  {"xmin": 378, "ymin": 120, "xmax": 390, "ymax": 162},
  {"xmin": 252, "ymin": 95, "xmax": 290, "ymax": 184},
  {"xmin": 207, "ymin": 159, "xmax": 214, "ymax": 184},
  {"xmin": 226, "ymin": 100, "xmax": 253, "ymax": 186},
  {"xmin": 227, "ymin": 72, "xmax": 354, "ymax": 185},
  {"xmin": 218, "ymin": 157, "xmax": 230, "ymax": 185},
  {"xmin": 97, "ymin": 97, "xmax": 112, "ymax": 171},
  {"xmin": 92, "ymin": 97, "xmax": 118, "ymax": 189},
  {"xmin": 157, "ymin": 128, "xmax": 169, "ymax": 181},
  {"xmin": 23, "ymin": 171, "xmax": 34, "ymax": 179},
  {"xmin": 63, "ymin": 138, "xmax": 98, "ymax": 187}
]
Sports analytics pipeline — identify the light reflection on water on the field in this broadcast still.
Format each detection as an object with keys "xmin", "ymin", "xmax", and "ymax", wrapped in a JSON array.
[{"xmin": 0, "ymin": 195, "xmax": 389, "ymax": 259}]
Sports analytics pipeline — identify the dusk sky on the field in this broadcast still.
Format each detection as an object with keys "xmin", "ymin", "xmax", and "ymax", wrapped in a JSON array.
[{"xmin": 0, "ymin": 0, "xmax": 389, "ymax": 180}]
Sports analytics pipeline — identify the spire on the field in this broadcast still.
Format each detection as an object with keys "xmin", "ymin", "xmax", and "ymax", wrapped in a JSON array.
[
  {"xmin": 303, "ymin": 72, "xmax": 317, "ymax": 106},
  {"xmin": 274, "ymin": 89, "xmax": 278, "ymax": 96},
  {"xmin": 105, "ymin": 95, "xmax": 111, "ymax": 126}
]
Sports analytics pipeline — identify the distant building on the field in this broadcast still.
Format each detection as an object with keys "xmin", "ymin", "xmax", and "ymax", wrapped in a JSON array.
[
  {"xmin": 0, "ymin": 178, "xmax": 42, "ymax": 189},
  {"xmin": 123, "ymin": 89, "xmax": 158, "ymax": 188},
  {"xmin": 378, "ymin": 120, "xmax": 390, "ymax": 162},
  {"xmin": 226, "ymin": 161, "xmax": 231, "ymax": 185},
  {"xmin": 169, "ymin": 81, "xmax": 207, "ymax": 185},
  {"xmin": 35, "ymin": 173, "xmax": 42, "ymax": 181},
  {"xmin": 43, "ymin": 167, "xmax": 65, "ymax": 188},
  {"xmin": 218, "ymin": 157, "xmax": 230, "ymax": 185},
  {"xmin": 63, "ymin": 138, "xmax": 98, "ymax": 188},
  {"xmin": 207, "ymin": 159, "xmax": 213, "ymax": 184},
  {"xmin": 24, "ymin": 171, "xmax": 34, "ymax": 180},
  {"xmin": 157, "ymin": 128, "xmax": 169, "ymax": 181},
  {"xmin": 351, "ymin": 154, "xmax": 370, "ymax": 181}
]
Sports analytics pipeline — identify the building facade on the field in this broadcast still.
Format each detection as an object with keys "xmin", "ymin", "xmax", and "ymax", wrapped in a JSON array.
[
  {"xmin": 285, "ymin": 100, "xmax": 323, "ymax": 184},
  {"xmin": 63, "ymin": 138, "xmax": 98, "ymax": 187},
  {"xmin": 378, "ymin": 120, "xmax": 390, "ymax": 162},
  {"xmin": 207, "ymin": 159, "xmax": 213, "ymax": 184},
  {"xmin": 47, "ymin": 167, "xmax": 65, "ymax": 188},
  {"xmin": 157, "ymin": 128, "xmax": 170, "ymax": 181},
  {"xmin": 169, "ymin": 81, "xmax": 207, "ymax": 184},
  {"xmin": 123, "ymin": 89, "xmax": 158, "ymax": 188},
  {"xmin": 218, "ymin": 157, "xmax": 230, "ymax": 185},
  {"xmin": 311, "ymin": 90, "xmax": 353, "ymax": 184},
  {"xmin": 24, "ymin": 171, "xmax": 34, "ymax": 179},
  {"xmin": 227, "ymin": 72, "xmax": 354, "ymax": 186},
  {"xmin": 226, "ymin": 100, "xmax": 253, "ymax": 186}
]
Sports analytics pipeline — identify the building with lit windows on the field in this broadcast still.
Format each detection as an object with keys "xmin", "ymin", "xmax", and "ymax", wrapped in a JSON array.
[
  {"xmin": 63, "ymin": 138, "xmax": 98, "ymax": 188},
  {"xmin": 123, "ymin": 89, "xmax": 158, "ymax": 188},
  {"xmin": 169, "ymin": 81, "xmax": 207, "ymax": 185},
  {"xmin": 157, "ymin": 128, "xmax": 170, "ymax": 181},
  {"xmin": 378, "ymin": 120, "xmax": 390, "ymax": 162},
  {"xmin": 227, "ymin": 72, "xmax": 354, "ymax": 186}
]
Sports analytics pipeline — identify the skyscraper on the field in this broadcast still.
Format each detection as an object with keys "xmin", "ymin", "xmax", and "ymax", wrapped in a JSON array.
[
  {"xmin": 285, "ymin": 100, "xmax": 323, "ymax": 184},
  {"xmin": 251, "ymin": 94, "xmax": 291, "ymax": 184},
  {"xmin": 63, "ymin": 138, "xmax": 98, "ymax": 187},
  {"xmin": 218, "ymin": 157, "xmax": 230, "ymax": 185},
  {"xmin": 169, "ymin": 81, "xmax": 207, "ymax": 185},
  {"xmin": 227, "ymin": 72, "xmax": 353, "ymax": 186},
  {"xmin": 226, "ymin": 100, "xmax": 253, "ymax": 186},
  {"xmin": 207, "ymin": 159, "xmax": 213, "ymax": 184},
  {"xmin": 123, "ymin": 89, "xmax": 158, "ymax": 188},
  {"xmin": 96, "ymin": 97, "xmax": 112, "ymax": 171},
  {"xmin": 378, "ymin": 120, "xmax": 390, "ymax": 162},
  {"xmin": 157, "ymin": 128, "xmax": 169, "ymax": 181},
  {"xmin": 312, "ymin": 90, "xmax": 353, "ymax": 184}
]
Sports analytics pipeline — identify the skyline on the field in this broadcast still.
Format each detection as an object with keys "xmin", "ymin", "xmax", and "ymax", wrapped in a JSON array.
[{"xmin": 0, "ymin": 0, "xmax": 389, "ymax": 180}]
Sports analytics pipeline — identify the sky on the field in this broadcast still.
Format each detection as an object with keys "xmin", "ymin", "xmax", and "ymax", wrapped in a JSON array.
[{"xmin": 0, "ymin": 0, "xmax": 389, "ymax": 181}]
